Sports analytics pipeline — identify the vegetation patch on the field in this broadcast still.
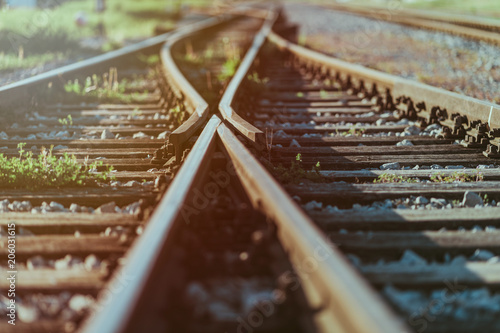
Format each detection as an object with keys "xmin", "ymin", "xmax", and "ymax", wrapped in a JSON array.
[
  {"xmin": 246, "ymin": 71, "xmax": 269, "ymax": 94},
  {"xmin": 0, "ymin": 143, "xmax": 114, "ymax": 190},
  {"xmin": 61, "ymin": 67, "xmax": 147, "ymax": 103},
  {"xmin": 274, "ymin": 153, "xmax": 323, "ymax": 184},
  {"xmin": 374, "ymin": 173, "xmax": 419, "ymax": 183},
  {"xmin": 430, "ymin": 171, "xmax": 483, "ymax": 183}
]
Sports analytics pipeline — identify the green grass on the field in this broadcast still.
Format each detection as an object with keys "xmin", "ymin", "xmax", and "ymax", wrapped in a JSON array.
[
  {"xmin": 217, "ymin": 57, "xmax": 241, "ymax": 83},
  {"xmin": 274, "ymin": 154, "xmax": 323, "ymax": 184},
  {"xmin": 337, "ymin": 0, "xmax": 500, "ymax": 18},
  {"xmin": 60, "ymin": 67, "xmax": 148, "ymax": 103},
  {"xmin": 0, "ymin": 143, "xmax": 113, "ymax": 190},
  {"xmin": 0, "ymin": 0, "xmax": 213, "ymax": 72}
]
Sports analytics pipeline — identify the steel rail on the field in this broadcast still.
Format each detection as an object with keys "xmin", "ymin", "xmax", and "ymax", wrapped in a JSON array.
[
  {"xmin": 267, "ymin": 31, "xmax": 500, "ymax": 139},
  {"xmin": 0, "ymin": 17, "xmax": 218, "ymax": 112},
  {"xmin": 80, "ymin": 115, "xmax": 221, "ymax": 333},
  {"xmin": 218, "ymin": 7, "xmax": 277, "ymax": 149},
  {"xmin": 161, "ymin": 14, "xmax": 236, "ymax": 161},
  {"xmin": 216, "ymin": 122, "xmax": 408, "ymax": 333}
]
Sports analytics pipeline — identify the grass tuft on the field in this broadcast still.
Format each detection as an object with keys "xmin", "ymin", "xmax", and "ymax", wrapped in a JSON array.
[{"xmin": 0, "ymin": 143, "xmax": 114, "ymax": 190}]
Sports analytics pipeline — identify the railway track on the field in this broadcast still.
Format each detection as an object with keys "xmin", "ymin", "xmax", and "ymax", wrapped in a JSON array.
[
  {"xmin": 3, "ymin": 4, "xmax": 500, "ymax": 333},
  {"xmin": 0, "ymin": 8, "xmax": 270, "ymax": 332},
  {"xmin": 218, "ymin": 9, "xmax": 500, "ymax": 333},
  {"xmin": 327, "ymin": 3, "xmax": 500, "ymax": 46}
]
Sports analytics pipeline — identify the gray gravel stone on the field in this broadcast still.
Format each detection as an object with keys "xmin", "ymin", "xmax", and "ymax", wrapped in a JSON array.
[
  {"xmin": 463, "ymin": 191, "xmax": 483, "ymax": 207},
  {"xmin": 157, "ymin": 131, "xmax": 171, "ymax": 139},
  {"xmin": 430, "ymin": 198, "xmax": 447, "ymax": 207},
  {"xmin": 380, "ymin": 162, "xmax": 400, "ymax": 170},
  {"xmin": 96, "ymin": 202, "xmax": 119, "ymax": 214},
  {"xmin": 415, "ymin": 196, "xmax": 429, "ymax": 205},
  {"xmin": 400, "ymin": 249, "xmax": 427, "ymax": 266},
  {"xmin": 470, "ymin": 249, "xmax": 495, "ymax": 261},
  {"xmin": 396, "ymin": 139, "xmax": 413, "ymax": 146},
  {"xmin": 403, "ymin": 125, "xmax": 420, "ymax": 136},
  {"xmin": 445, "ymin": 165, "xmax": 465, "ymax": 169},
  {"xmin": 101, "ymin": 129, "xmax": 115, "ymax": 139},
  {"xmin": 132, "ymin": 132, "xmax": 149, "ymax": 139}
]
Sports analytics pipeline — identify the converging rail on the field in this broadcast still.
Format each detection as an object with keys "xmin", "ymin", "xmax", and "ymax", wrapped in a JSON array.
[
  {"xmin": 0, "ymin": 8, "xmax": 265, "ymax": 332},
  {"xmin": 218, "ymin": 8, "xmax": 500, "ymax": 333}
]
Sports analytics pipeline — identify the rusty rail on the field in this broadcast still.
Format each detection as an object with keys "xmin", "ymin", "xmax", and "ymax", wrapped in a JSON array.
[
  {"xmin": 217, "ymin": 122, "xmax": 408, "ymax": 333},
  {"xmin": 218, "ymin": 8, "xmax": 277, "ymax": 149},
  {"xmin": 81, "ymin": 115, "xmax": 221, "ymax": 333},
  {"xmin": 162, "ymin": 14, "xmax": 235, "ymax": 161},
  {"xmin": 267, "ymin": 30, "xmax": 500, "ymax": 154}
]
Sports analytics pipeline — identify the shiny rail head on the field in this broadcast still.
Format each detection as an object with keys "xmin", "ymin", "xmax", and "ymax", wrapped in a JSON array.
[
  {"xmin": 80, "ymin": 116, "xmax": 221, "ymax": 333},
  {"xmin": 217, "ymin": 122, "xmax": 409, "ymax": 333},
  {"xmin": 218, "ymin": 8, "xmax": 278, "ymax": 149}
]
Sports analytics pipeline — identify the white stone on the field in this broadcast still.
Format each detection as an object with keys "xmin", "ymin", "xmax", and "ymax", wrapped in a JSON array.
[
  {"xmin": 101, "ymin": 129, "xmax": 115, "ymax": 139},
  {"xmin": 124, "ymin": 180, "xmax": 142, "ymax": 187},
  {"xmin": 69, "ymin": 294, "xmax": 94, "ymax": 313},
  {"xmin": 49, "ymin": 201, "xmax": 66, "ymax": 212},
  {"xmin": 415, "ymin": 196, "xmax": 429, "ymax": 205},
  {"xmin": 396, "ymin": 139, "xmax": 413, "ymax": 146},
  {"xmin": 84, "ymin": 255, "xmax": 100, "ymax": 271},
  {"xmin": 289, "ymin": 139, "xmax": 301, "ymax": 147},
  {"xmin": 470, "ymin": 249, "xmax": 495, "ymax": 261},
  {"xmin": 18, "ymin": 303, "xmax": 40, "ymax": 323},
  {"xmin": 132, "ymin": 132, "xmax": 149, "ymax": 139},
  {"xmin": 380, "ymin": 162, "xmax": 400, "ymax": 170},
  {"xmin": 430, "ymin": 198, "xmax": 447, "ymax": 206},
  {"xmin": 157, "ymin": 131, "xmax": 171, "ymax": 139},
  {"xmin": 69, "ymin": 203, "xmax": 82, "ymax": 213},
  {"xmin": 303, "ymin": 200, "xmax": 322, "ymax": 211}
]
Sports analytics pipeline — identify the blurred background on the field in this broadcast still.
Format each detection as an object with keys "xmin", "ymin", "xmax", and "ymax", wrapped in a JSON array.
[{"xmin": 0, "ymin": 0, "xmax": 499, "ymax": 80}]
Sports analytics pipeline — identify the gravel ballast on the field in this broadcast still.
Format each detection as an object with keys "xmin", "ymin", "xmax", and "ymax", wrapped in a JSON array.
[{"xmin": 282, "ymin": 3, "xmax": 500, "ymax": 104}]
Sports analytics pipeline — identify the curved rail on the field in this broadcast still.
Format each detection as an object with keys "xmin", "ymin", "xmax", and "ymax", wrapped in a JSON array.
[
  {"xmin": 81, "ymin": 115, "xmax": 221, "ymax": 333},
  {"xmin": 80, "ymin": 9, "xmax": 263, "ymax": 332},
  {"xmin": 267, "ymin": 30, "xmax": 500, "ymax": 153},
  {"xmin": 0, "ymin": 20, "xmax": 207, "ymax": 113},
  {"xmin": 161, "ymin": 14, "xmax": 234, "ymax": 161},
  {"xmin": 217, "ymin": 16, "xmax": 408, "ymax": 333},
  {"xmin": 217, "ymin": 122, "xmax": 407, "ymax": 333},
  {"xmin": 218, "ymin": 7, "xmax": 277, "ymax": 149}
]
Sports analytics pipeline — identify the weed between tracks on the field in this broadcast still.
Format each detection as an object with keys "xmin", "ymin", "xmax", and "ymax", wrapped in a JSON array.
[
  {"xmin": 61, "ymin": 67, "xmax": 148, "ymax": 103},
  {"xmin": 374, "ymin": 171, "xmax": 484, "ymax": 183},
  {"xmin": 0, "ymin": 143, "xmax": 114, "ymax": 190},
  {"xmin": 273, "ymin": 153, "xmax": 323, "ymax": 184}
]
